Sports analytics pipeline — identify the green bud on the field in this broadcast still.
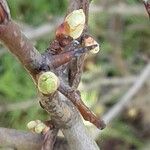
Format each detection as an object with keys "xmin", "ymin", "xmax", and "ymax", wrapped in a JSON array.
[
  {"xmin": 27, "ymin": 121, "xmax": 37, "ymax": 130},
  {"xmin": 38, "ymin": 71, "xmax": 60, "ymax": 95},
  {"xmin": 34, "ymin": 122, "xmax": 47, "ymax": 134}
]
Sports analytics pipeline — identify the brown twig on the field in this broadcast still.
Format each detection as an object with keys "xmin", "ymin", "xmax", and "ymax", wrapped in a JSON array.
[
  {"xmin": 67, "ymin": 0, "xmax": 90, "ymax": 88},
  {"xmin": 41, "ymin": 129, "xmax": 58, "ymax": 150},
  {"xmin": 0, "ymin": 127, "xmax": 67, "ymax": 150},
  {"xmin": 58, "ymin": 81, "xmax": 106, "ymax": 129}
]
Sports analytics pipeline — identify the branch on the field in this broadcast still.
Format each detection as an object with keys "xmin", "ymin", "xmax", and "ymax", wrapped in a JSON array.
[
  {"xmin": 0, "ymin": 21, "xmax": 42, "ymax": 79},
  {"xmin": 0, "ymin": 0, "xmax": 74, "ymax": 130},
  {"xmin": 1, "ymin": 62, "xmax": 150, "ymax": 148},
  {"xmin": 0, "ymin": 76, "xmax": 137, "ymax": 113},
  {"xmin": 0, "ymin": 0, "xmax": 100, "ymax": 149},
  {"xmin": 0, "ymin": 4, "xmax": 146, "ymax": 58},
  {"xmin": 0, "ymin": 127, "xmax": 67, "ymax": 150},
  {"xmin": 67, "ymin": 0, "xmax": 90, "ymax": 88},
  {"xmin": 58, "ymin": 81, "xmax": 105, "ymax": 129}
]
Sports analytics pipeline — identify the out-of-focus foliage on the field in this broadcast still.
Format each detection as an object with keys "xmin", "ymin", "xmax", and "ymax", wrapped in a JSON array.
[
  {"xmin": 7, "ymin": 0, "xmax": 67, "ymax": 25},
  {"xmin": 98, "ymin": 120, "xmax": 144, "ymax": 149},
  {"xmin": 0, "ymin": 54, "xmax": 35, "ymax": 101}
]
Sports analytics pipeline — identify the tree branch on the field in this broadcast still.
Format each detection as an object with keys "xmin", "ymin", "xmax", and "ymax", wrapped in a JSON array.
[
  {"xmin": 0, "ymin": 127, "xmax": 67, "ymax": 150},
  {"xmin": 0, "ymin": 21, "xmax": 42, "ymax": 79},
  {"xmin": 68, "ymin": 0, "xmax": 90, "ymax": 88},
  {"xmin": 0, "ymin": 0, "xmax": 100, "ymax": 149}
]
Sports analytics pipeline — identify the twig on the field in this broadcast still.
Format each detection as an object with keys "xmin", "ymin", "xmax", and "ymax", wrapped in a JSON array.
[
  {"xmin": 0, "ymin": 19, "xmax": 62, "ymax": 57},
  {"xmin": 0, "ymin": 127, "xmax": 66, "ymax": 150},
  {"xmin": 59, "ymin": 81, "xmax": 106, "ymax": 129},
  {"xmin": 41, "ymin": 129, "xmax": 59, "ymax": 150},
  {"xmin": 0, "ymin": 4, "xmax": 146, "ymax": 57},
  {"xmin": 0, "ymin": 0, "xmax": 100, "ymax": 150},
  {"xmin": 0, "ymin": 76, "xmax": 137, "ymax": 113}
]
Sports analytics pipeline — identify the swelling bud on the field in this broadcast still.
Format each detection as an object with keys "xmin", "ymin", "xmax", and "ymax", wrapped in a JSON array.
[
  {"xmin": 56, "ymin": 9, "xmax": 85, "ymax": 39},
  {"xmin": 34, "ymin": 122, "xmax": 47, "ymax": 134},
  {"xmin": 27, "ymin": 120, "xmax": 49, "ymax": 134},
  {"xmin": 27, "ymin": 120, "xmax": 37, "ymax": 130},
  {"xmin": 65, "ymin": 9, "xmax": 85, "ymax": 39},
  {"xmin": 38, "ymin": 71, "xmax": 60, "ymax": 95}
]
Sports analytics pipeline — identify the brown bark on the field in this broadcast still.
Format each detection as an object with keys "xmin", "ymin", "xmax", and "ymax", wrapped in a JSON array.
[
  {"xmin": 0, "ymin": 127, "xmax": 68, "ymax": 150},
  {"xmin": 68, "ymin": 0, "xmax": 90, "ymax": 88},
  {"xmin": 0, "ymin": 21, "xmax": 42, "ymax": 79}
]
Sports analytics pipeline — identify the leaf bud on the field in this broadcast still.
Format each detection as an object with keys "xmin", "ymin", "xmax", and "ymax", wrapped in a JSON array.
[{"xmin": 38, "ymin": 71, "xmax": 60, "ymax": 95}]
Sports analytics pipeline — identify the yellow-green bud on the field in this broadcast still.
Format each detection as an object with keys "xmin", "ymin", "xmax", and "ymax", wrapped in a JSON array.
[
  {"xmin": 27, "ymin": 120, "xmax": 49, "ymax": 134},
  {"xmin": 65, "ymin": 9, "xmax": 85, "ymax": 39},
  {"xmin": 38, "ymin": 71, "xmax": 60, "ymax": 95},
  {"xmin": 34, "ymin": 122, "xmax": 47, "ymax": 134},
  {"xmin": 27, "ymin": 121, "xmax": 37, "ymax": 130}
]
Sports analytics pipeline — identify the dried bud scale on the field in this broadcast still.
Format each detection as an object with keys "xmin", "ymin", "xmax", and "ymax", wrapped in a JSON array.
[{"xmin": 84, "ymin": 36, "xmax": 100, "ymax": 54}]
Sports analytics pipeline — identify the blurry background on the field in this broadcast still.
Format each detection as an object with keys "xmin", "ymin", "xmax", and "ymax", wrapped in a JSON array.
[{"xmin": 0, "ymin": 0, "xmax": 150, "ymax": 149}]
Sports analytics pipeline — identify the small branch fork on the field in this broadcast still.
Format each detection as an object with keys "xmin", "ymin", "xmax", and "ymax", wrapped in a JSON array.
[{"xmin": 0, "ymin": 0, "xmax": 103, "ymax": 150}]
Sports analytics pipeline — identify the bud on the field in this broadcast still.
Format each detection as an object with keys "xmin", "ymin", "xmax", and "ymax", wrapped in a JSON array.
[
  {"xmin": 27, "ymin": 120, "xmax": 49, "ymax": 134},
  {"xmin": 34, "ymin": 122, "xmax": 47, "ymax": 134},
  {"xmin": 56, "ymin": 9, "xmax": 85, "ymax": 39},
  {"xmin": 38, "ymin": 71, "xmax": 60, "ymax": 95},
  {"xmin": 27, "ymin": 121, "xmax": 37, "ymax": 130},
  {"xmin": 65, "ymin": 9, "xmax": 85, "ymax": 39},
  {"xmin": 84, "ymin": 37, "xmax": 100, "ymax": 54}
]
